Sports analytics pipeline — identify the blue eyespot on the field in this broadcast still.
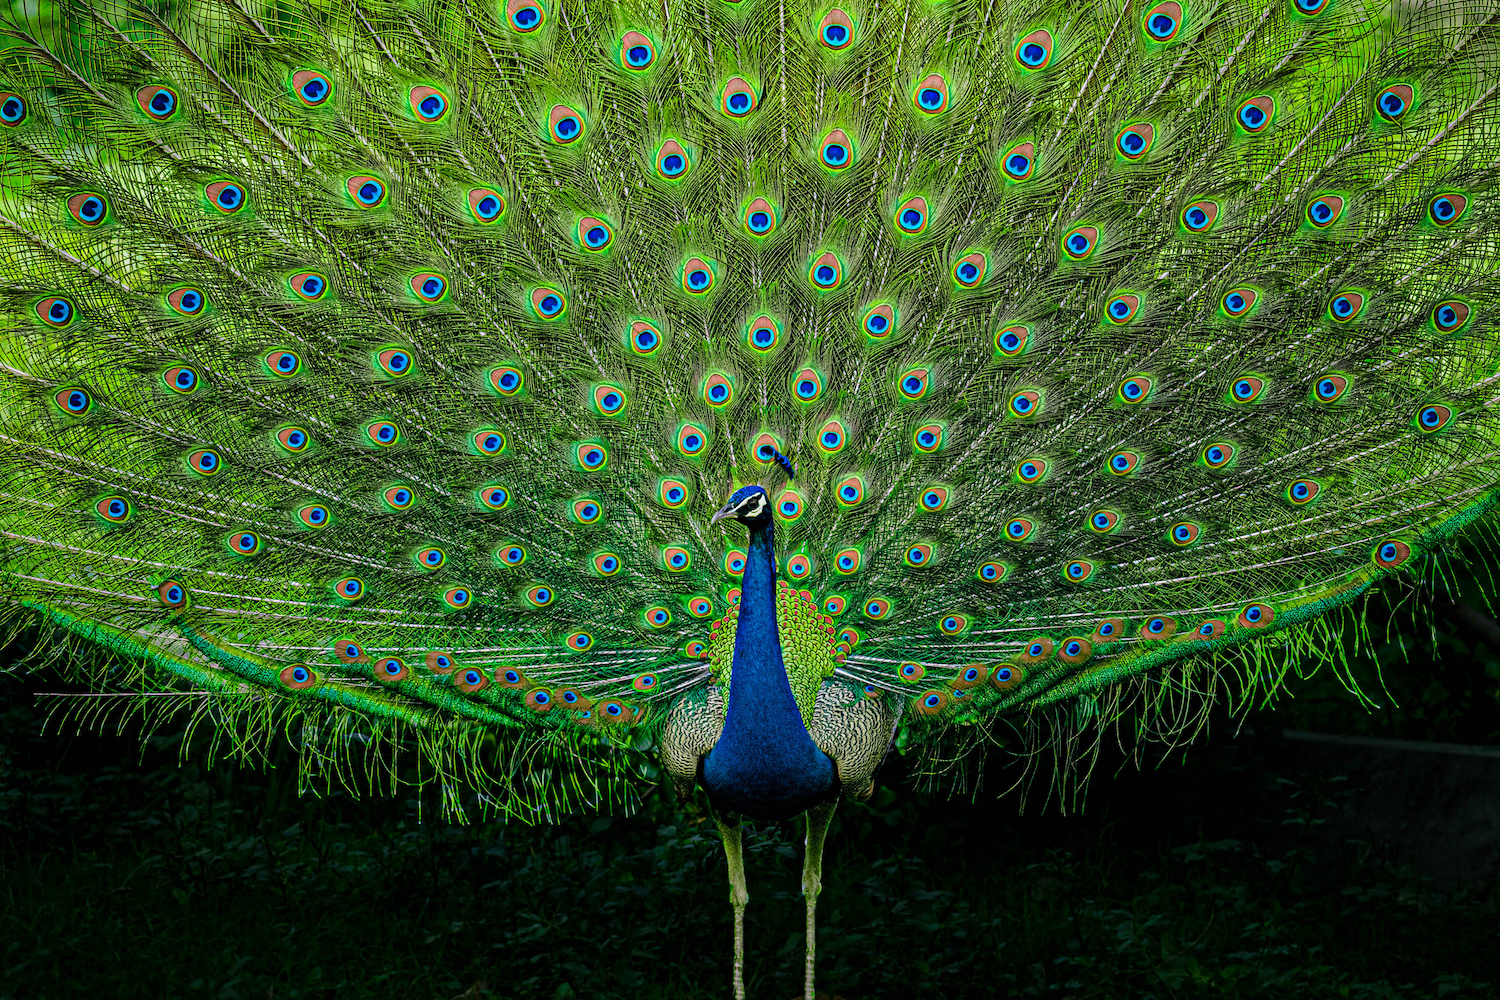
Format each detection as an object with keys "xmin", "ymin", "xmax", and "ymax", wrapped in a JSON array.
[
  {"xmin": 35, "ymin": 296, "xmax": 74, "ymax": 328},
  {"xmin": 635, "ymin": 327, "xmax": 659, "ymax": 351},
  {"xmin": 138, "ymin": 86, "xmax": 176, "ymax": 120},
  {"xmin": 294, "ymin": 273, "xmax": 326, "ymax": 301},
  {"xmin": 1016, "ymin": 39, "xmax": 1048, "ymax": 67},
  {"xmin": 1144, "ymin": 2, "xmax": 1182, "ymax": 40},
  {"xmin": 511, "ymin": 3, "xmax": 541, "ymax": 30},
  {"xmin": 71, "ymin": 194, "xmax": 106, "ymax": 225},
  {"xmin": 1306, "ymin": 195, "xmax": 1344, "ymax": 228},
  {"xmin": 1377, "ymin": 85, "xmax": 1413, "ymax": 122},
  {"xmin": 415, "ymin": 90, "xmax": 446, "ymax": 121},
  {"xmin": 1, "ymin": 93, "xmax": 26, "ymax": 125},
  {"xmin": 206, "ymin": 181, "xmax": 246, "ymax": 213}
]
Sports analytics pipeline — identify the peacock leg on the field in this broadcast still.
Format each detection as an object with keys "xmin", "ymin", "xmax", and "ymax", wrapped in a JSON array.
[
  {"xmin": 715, "ymin": 810, "xmax": 749, "ymax": 1000},
  {"xmin": 801, "ymin": 799, "xmax": 838, "ymax": 1000}
]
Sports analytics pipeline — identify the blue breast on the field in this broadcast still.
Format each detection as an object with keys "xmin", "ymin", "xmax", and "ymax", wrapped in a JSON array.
[{"xmin": 701, "ymin": 519, "xmax": 835, "ymax": 820}]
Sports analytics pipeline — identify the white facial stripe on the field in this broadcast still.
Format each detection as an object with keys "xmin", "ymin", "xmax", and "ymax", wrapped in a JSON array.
[{"xmin": 739, "ymin": 494, "xmax": 766, "ymax": 518}]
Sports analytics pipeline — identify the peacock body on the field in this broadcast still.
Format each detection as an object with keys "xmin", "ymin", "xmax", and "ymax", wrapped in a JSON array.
[{"xmin": 2, "ymin": 0, "xmax": 1498, "ymax": 994}]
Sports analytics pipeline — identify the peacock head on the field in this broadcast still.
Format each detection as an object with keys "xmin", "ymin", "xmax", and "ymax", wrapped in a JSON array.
[{"xmin": 712, "ymin": 485, "xmax": 771, "ymax": 528}]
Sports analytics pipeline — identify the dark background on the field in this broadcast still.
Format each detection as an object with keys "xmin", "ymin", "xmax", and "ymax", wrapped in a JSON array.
[{"xmin": 2, "ymin": 541, "xmax": 1497, "ymax": 999}]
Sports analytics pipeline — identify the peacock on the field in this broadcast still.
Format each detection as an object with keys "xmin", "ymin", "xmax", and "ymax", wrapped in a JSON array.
[{"xmin": 2, "ymin": 0, "xmax": 1498, "ymax": 994}]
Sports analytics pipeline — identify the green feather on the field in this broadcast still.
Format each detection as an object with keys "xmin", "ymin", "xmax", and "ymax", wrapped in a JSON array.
[{"xmin": 1, "ymin": 0, "xmax": 1497, "ymax": 829}]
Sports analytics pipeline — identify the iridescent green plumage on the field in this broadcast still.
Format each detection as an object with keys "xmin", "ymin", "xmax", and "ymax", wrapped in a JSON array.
[{"xmin": 1, "ymin": 0, "xmax": 1498, "ymax": 991}]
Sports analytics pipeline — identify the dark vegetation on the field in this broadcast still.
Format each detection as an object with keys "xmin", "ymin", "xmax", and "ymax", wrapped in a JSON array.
[{"xmin": 2, "ymin": 559, "xmax": 1498, "ymax": 999}]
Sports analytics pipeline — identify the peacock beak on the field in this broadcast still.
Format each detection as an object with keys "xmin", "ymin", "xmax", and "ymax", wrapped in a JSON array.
[{"xmin": 711, "ymin": 503, "xmax": 736, "ymax": 525}]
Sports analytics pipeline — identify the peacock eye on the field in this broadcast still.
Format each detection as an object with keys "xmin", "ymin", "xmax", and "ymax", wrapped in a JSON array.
[
  {"xmin": 508, "ymin": 0, "xmax": 544, "ymax": 31},
  {"xmin": 808, "ymin": 251, "xmax": 843, "ymax": 289},
  {"xmin": 469, "ymin": 188, "xmax": 505, "ymax": 224},
  {"xmin": 953, "ymin": 251, "xmax": 987, "ymax": 286},
  {"xmin": 410, "ymin": 86, "xmax": 448, "ymax": 122},
  {"xmin": 819, "ymin": 9, "xmax": 854, "ymax": 49},
  {"xmin": 659, "ymin": 141, "xmax": 691, "ymax": 181},
  {"xmin": 896, "ymin": 197, "xmax": 929, "ymax": 235},
  {"xmin": 292, "ymin": 70, "xmax": 332, "ymax": 106},
  {"xmin": 206, "ymin": 180, "xmax": 247, "ymax": 213},
  {"xmin": 135, "ymin": 86, "xmax": 176, "ymax": 121},
  {"xmin": 531, "ymin": 287, "xmax": 566, "ymax": 318},
  {"xmin": 1014, "ymin": 27, "xmax": 1053, "ymax": 68},
  {"xmin": 743, "ymin": 196, "xmax": 776, "ymax": 235},
  {"xmin": 820, "ymin": 131, "xmax": 853, "ymax": 171}
]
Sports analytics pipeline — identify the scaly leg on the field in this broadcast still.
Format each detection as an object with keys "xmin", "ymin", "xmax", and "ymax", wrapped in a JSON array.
[
  {"xmin": 801, "ymin": 799, "xmax": 838, "ymax": 1000},
  {"xmin": 714, "ymin": 810, "xmax": 749, "ymax": 1000}
]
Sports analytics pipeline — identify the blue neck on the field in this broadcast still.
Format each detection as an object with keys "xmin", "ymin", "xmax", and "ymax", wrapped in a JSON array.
[{"xmin": 702, "ymin": 519, "xmax": 835, "ymax": 820}]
